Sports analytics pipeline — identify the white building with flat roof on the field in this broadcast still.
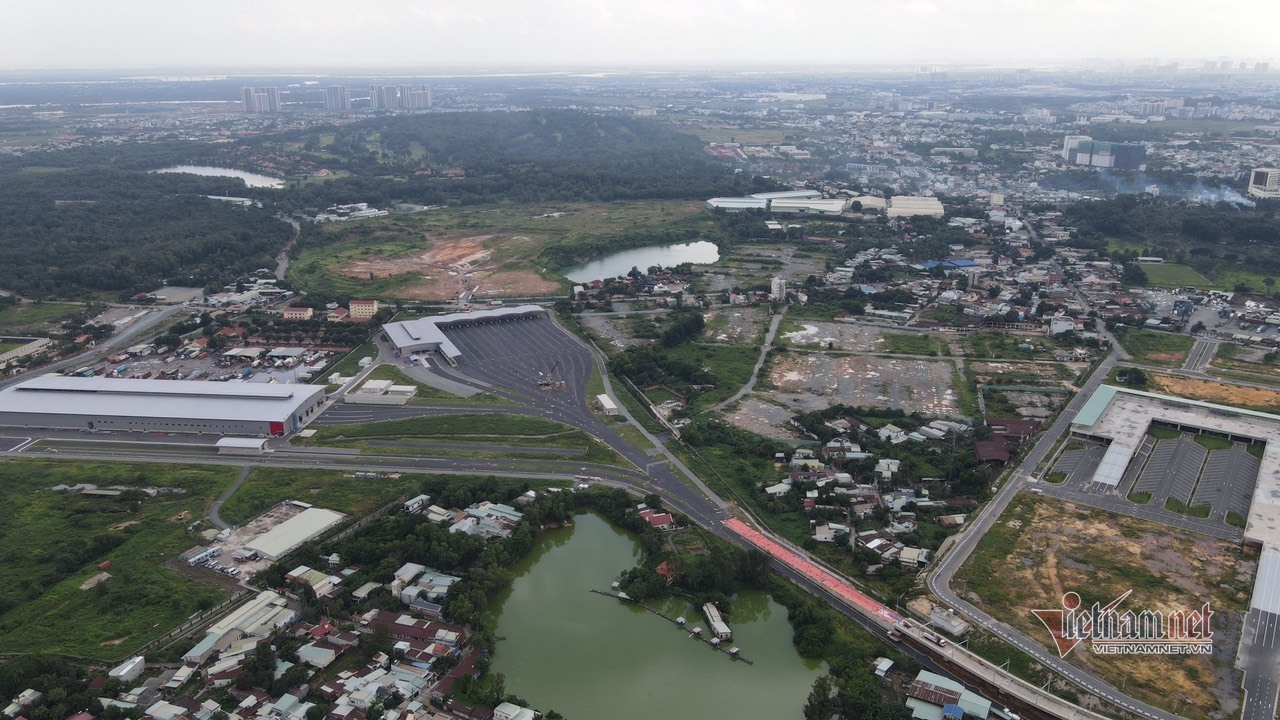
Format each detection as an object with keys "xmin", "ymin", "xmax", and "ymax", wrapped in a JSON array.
[
  {"xmin": 247, "ymin": 508, "xmax": 346, "ymax": 561},
  {"xmin": 0, "ymin": 376, "xmax": 325, "ymax": 436}
]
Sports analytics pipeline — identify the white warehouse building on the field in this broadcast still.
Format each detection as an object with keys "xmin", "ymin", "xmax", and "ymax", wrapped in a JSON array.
[
  {"xmin": 0, "ymin": 375, "xmax": 326, "ymax": 436},
  {"xmin": 382, "ymin": 305, "xmax": 546, "ymax": 365},
  {"xmin": 246, "ymin": 507, "xmax": 346, "ymax": 561}
]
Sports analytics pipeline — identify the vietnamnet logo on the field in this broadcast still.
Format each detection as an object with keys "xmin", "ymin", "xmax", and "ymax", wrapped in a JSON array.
[{"xmin": 1031, "ymin": 590, "xmax": 1213, "ymax": 657}]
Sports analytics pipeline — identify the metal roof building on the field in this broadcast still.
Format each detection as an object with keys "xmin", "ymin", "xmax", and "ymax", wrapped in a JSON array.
[
  {"xmin": 247, "ymin": 507, "xmax": 346, "ymax": 561},
  {"xmin": 382, "ymin": 305, "xmax": 546, "ymax": 365},
  {"xmin": 0, "ymin": 375, "xmax": 326, "ymax": 436}
]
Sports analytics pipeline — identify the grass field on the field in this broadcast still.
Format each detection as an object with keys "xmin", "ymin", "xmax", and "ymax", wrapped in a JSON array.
[
  {"xmin": 880, "ymin": 332, "xmax": 948, "ymax": 356},
  {"xmin": 676, "ymin": 342, "xmax": 759, "ymax": 411},
  {"xmin": 0, "ymin": 340, "xmax": 27, "ymax": 354},
  {"xmin": 961, "ymin": 332, "xmax": 1040, "ymax": 360},
  {"xmin": 216, "ymin": 467, "xmax": 427, "ymax": 526},
  {"xmin": 1115, "ymin": 328, "xmax": 1196, "ymax": 368},
  {"xmin": 955, "ymin": 494, "xmax": 1251, "ymax": 719},
  {"xmin": 1140, "ymin": 263, "xmax": 1215, "ymax": 288},
  {"xmin": 0, "ymin": 460, "xmax": 237, "ymax": 659},
  {"xmin": 327, "ymin": 340, "xmax": 379, "ymax": 379},
  {"xmin": 0, "ymin": 302, "xmax": 86, "ymax": 335},
  {"xmin": 296, "ymin": 413, "xmax": 624, "ymax": 466}
]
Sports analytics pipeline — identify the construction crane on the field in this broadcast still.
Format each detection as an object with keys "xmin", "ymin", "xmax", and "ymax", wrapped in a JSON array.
[{"xmin": 537, "ymin": 360, "xmax": 567, "ymax": 390}]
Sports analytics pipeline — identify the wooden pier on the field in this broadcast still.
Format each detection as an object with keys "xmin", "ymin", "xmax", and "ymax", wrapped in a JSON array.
[{"xmin": 589, "ymin": 589, "xmax": 753, "ymax": 665}]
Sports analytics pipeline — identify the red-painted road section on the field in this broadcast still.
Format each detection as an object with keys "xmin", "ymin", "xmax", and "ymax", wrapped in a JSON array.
[{"xmin": 725, "ymin": 518, "xmax": 903, "ymax": 627}]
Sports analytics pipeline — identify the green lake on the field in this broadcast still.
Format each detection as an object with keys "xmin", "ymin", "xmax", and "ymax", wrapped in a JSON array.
[{"xmin": 488, "ymin": 513, "xmax": 823, "ymax": 719}]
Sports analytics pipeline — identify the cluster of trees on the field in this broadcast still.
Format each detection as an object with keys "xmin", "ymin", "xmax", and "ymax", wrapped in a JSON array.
[
  {"xmin": 0, "ymin": 656, "xmax": 144, "ymax": 720},
  {"xmin": 1066, "ymin": 195, "xmax": 1280, "ymax": 282},
  {"xmin": 268, "ymin": 111, "xmax": 773, "ymax": 211},
  {"xmin": 0, "ymin": 169, "xmax": 290, "ymax": 298}
]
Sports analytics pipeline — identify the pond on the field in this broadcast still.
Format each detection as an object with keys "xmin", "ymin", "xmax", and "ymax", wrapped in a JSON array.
[
  {"xmin": 562, "ymin": 241, "xmax": 720, "ymax": 283},
  {"xmin": 153, "ymin": 165, "xmax": 285, "ymax": 188},
  {"xmin": 488, "ymin": 513, "xmax": 822, "ymax": 719}
]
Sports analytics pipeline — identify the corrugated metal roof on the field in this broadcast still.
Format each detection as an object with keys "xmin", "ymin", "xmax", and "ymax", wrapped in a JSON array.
[{"xmin": 0, "ymin": 376, "xmax": 325, "ymax": 423}]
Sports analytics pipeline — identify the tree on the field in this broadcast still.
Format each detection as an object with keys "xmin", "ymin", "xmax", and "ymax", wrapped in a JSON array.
[
  {"xmin": 1122, "ymin": 263, "xmax": 1149, "ymax": 287},
  {"xmin": 1117, "ymin": 367, "xmax": 1148, "ymax": 388}
]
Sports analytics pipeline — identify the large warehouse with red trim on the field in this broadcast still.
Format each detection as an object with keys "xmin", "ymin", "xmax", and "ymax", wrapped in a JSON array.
[{"xmin": 0, "ymin": 375, "xmax": 326, "ymax": 436}]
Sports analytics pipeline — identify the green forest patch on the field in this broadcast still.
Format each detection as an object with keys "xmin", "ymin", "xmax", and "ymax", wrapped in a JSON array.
[{"xmin": 0, "ymin": 460, "xmax": 237, "ymax": 659}]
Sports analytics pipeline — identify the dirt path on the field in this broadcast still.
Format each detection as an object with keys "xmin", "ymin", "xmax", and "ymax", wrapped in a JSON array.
[{"xmin": 711, "ymin": 309, "xmax": 785, "ymax": 413}]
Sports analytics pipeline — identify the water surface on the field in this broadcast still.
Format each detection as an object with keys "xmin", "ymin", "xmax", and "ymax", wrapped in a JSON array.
[
  {"xmin": 489, "ymin": 513, "xmax": 821, "ymax": 720},
  {"xmin": 563, "ymin": 241, "xmax": 720, "ymax": 283},
  {"xmin": 153, "ymin": 165, "xmax": 284, "ymax": 188}
]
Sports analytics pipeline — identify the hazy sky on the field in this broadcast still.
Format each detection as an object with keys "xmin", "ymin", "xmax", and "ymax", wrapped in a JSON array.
[{"xmin": 2, "ymin": 0, "xmax": 1276, "ymax": 70}]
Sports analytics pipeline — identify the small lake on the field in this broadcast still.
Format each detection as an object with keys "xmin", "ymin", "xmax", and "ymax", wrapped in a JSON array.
[
  {"xmin": 488, "ymin": 513, "xmax": 821, "ymax": 720},
  {"xmin": 153, "ymin": 165, "xmax": 285, "ymax": 188},
  {"xmin": 562, "ymin": 241, "xmax": 720, "ymax": 283}
]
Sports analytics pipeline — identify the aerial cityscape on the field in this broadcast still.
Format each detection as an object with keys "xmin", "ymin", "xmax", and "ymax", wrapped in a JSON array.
[{"xmin": 1, "ymin": 3, "xmax": 1279, "ymax": 720}]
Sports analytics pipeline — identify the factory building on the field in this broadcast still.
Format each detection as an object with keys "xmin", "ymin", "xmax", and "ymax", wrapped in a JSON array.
[
  {"xmin": 382, "ymin": 305, "xmax": 546, "ymax": 366},
  {"xmin": 246, "ymin": 507, "xmax": 346, "ymax": 561},
  {"xmin": 0, "ymin": 375, "xmax": 326, "ymax": 436}
]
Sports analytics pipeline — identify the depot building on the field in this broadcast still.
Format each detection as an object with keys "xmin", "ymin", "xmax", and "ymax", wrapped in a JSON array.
[{"xmin": 0, "ymin": 375, "xmax": 327, "ymax": 436}]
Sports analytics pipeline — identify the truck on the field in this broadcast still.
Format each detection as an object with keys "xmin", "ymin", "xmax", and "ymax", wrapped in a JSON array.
[{"xmin": 240, "ymin": 368, "xmax": 253, "ymax": 379}]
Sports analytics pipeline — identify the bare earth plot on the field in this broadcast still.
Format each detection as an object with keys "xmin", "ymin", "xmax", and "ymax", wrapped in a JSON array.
[
  {"xmin": 779, "ymin": 320, "xmax": 886, "ymax": 351},
  {"xmin": 722, "ymin": 396, "xmax": 804, "ymax": 439},
  {"xmin": 338, "ymin": 234, "xmax": 561, "ymax": 301},
  {"xmin": 956, "ymin": 495, "xmax": 1251, "ymax": 720},
  {"xmin": 704, "ymin": 306, "xmax": 770, "ymax": 344},
  {"xmin": 765, "ymin": 353, "xmax": 959, "ymax": 416},
  {"xmin": 702, "ymin": 244, "xmax": 834, "ymax": 294},
  {"xmin": 1146, "ymin": 372, "xmax": 1280, "ymax": 412}
]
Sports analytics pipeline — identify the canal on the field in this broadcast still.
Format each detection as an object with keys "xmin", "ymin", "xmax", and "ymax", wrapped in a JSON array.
[{"xmin": 488, "ymin": 513, "xmax": 822, "ymax": 719}]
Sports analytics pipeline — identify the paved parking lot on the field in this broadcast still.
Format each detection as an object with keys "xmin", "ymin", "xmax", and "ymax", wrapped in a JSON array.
[
  {"xmin": 1195, "ymin": 443, "xmax": 1261, "ymax": 522},
  {"xmin": 1131, "ymin": 435, "xmax": 1207, "ymax": 506},
  {"xmin": 1042, "ymin": 434, "xmax": 1251, "ymax": 540}
]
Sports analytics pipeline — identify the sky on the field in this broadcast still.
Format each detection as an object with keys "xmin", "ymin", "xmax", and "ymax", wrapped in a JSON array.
[{"xmin": 1, "ymin": 0, "xmax": 1276, "ymax": 70}]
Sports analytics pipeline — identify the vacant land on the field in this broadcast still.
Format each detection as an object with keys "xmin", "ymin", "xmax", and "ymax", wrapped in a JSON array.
[
  {"xmin": 290, "ymin": 200, "xmax": 705, "ymax": 300},
  {"xmin": 0, "ymin": 302, "xmax": 86, "ymax": 336},
  {"xmin": 722, "ymin": 396, "xmax": 804, "ymax": 439},
  {"xmin": 962, "ymin": 332, "xmax": 1045, "ymax": 360},
  {"xmin": 216, "ymin": 467, "xmax": 428, "ymax": 527},
  {"xmin": 1211, "ymin": 344, "xmax": 1280, "ymax": 379},
  {"xmin": 1145, "ymin": 372, "xmax": 1280, "ymax": 413},
  {"xmin": 765, "ymin": 352, "xmax": 960, "ymax": 417},
  {"xmin": 1116, "ymin": 328, "xmax": 1196, "ymax": 368},
  {"xmin": 703, "ymin": 306, "xmax": 769, "ymax": 345},
  {"xmin": 1141, "ymin": 263, "xmax": 1216, "ymax": 288},
  {"xmin": 0, "ymin": 460, "xmax": 236, "ymax": 659},
  {"xmin": 954, "ymin": 495, "xmax": 1250, "ymax": 720}
]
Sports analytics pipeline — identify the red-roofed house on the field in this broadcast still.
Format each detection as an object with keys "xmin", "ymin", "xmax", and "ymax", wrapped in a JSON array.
[
  {"xmin": 327, "ymin": 307, "xmax": 350, "ymax": 322},
  {"xmin": 638, "ymin": 508, "xmax": 675, "ymax": 530},
  {"xmin": 282, "ymin": 307, "xmax": 314, "ymax": 321}
]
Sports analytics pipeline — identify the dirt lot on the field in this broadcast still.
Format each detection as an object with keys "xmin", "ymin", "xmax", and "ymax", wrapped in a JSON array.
[
  {"xmin": 338, "ymin": 234, "xmax": 561, "ymax": 301},
  {"xmin": 705, "ymin": 306, "xmax": 769, "ymax": 344},
  {"xmin": 722, "ymin": 396, "xmax": 803, "ymax": 439},
  {"xmin": 580, "ymin": 314, "xmax": 657, "ymax": 351},
  {"xmin": 765, "ymin": 353, "xmax": 960, "ymax": 417},
  {"xmin": 779, "ymin": 320, "xmax": 884, "ymax": 351},
  {"xmin": 969, "ymin": 361, "xmax": 1073, "ymax": 384},
  {"xmin": 1148, "ymin": 372, "xmax": 1280, "ymax": 411},
  {"xmin": 702, "ymin": 244, "xmax": 836, "ymax": 294},
  {"xmin": 955, "ymin": 495, "xmax": 1251, "ymax": 720}
]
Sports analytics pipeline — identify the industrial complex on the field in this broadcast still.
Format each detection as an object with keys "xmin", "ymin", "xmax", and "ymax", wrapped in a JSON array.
[
  {"xmin": 381, "ymin": 305, "xmax": 547, "ymax": 365},
  {"xmin": 1067, "ymin": 385, "xmax": 1280, "ymax": 617},
  {"xmin": 0, "ymin": 375, "xmax": 327, "ymax": 436}
]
